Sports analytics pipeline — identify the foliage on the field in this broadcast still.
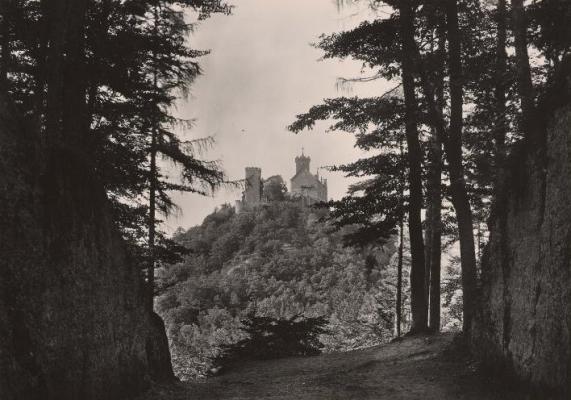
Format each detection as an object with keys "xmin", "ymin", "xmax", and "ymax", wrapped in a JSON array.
[
  {"xmin": 441, "ymin": 256, "xmax": 463, "ymax": 331},
  {"xmin": 0, "ymin": 0, "xmax": 231, "ymax": 268},
  {"xmin": 263, "ymin": 176, "xmax": 288, "ymax": 202},
  {"xmin": 289, "ymin": 96, "xmax": 407, "ymax": 246},
  {"xmin": 214, "ymin": 315, "xmax": 329, "ymax": 371},
  {"xmin": 156, "ymin": 201, "xmax": 403, "ymax": 379},
  {"xmin": 289, "ymin": 0, "xmax": 571, "ymax": 332}
]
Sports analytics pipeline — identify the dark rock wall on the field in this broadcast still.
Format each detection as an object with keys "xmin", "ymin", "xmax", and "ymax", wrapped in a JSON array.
[
  {"xmin": 474, "ymin": 71, "xmax": 571, "ymax": 397},
  {"xmin": 0, "ymin": 96, "xmax": 173, "ymax": 399}
]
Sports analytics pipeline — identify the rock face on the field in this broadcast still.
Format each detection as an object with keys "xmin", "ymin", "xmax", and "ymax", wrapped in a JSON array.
[
  {"xmin": 473, "ymin": 67, "xmax": 571, "ymax": 397},
  {"xmin": 0, "ymin": 97, "xmax": 173, "ymax": 399}
]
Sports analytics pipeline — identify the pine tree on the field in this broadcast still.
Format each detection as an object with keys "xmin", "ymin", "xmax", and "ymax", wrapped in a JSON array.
[{"xmin": 3, "ymin": 0, "xmax": 231, "ymax": 308}]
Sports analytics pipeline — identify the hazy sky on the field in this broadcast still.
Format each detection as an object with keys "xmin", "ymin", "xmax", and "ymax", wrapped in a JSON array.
[{"xmin": 164, "ymin": 0, "xmax": 390, "ymax": 231}]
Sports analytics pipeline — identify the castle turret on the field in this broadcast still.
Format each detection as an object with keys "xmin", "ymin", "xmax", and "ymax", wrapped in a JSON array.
[
  {"xmin": 244, "ymin": 167, "xmax": 262, "ymax": 205},
  {"xmin": 295, "ymin": 152, "xmax": 310, "ymax": 174},
  {"xmin": 291, "ymin": 151, "xmax": 328, "ymax": 204}
]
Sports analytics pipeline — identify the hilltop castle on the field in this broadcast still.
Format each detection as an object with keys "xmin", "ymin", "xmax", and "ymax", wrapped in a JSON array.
[{"xmin": 235, "ymin": 151, "xmax": 328, "ymax": 212}]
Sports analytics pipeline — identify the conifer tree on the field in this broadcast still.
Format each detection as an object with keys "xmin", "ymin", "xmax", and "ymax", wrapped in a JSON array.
[
  {"xmin": 2, "ymin": 0, "xmax": 231, "ymax": 309},
  {"xmin": 290, "ymin": 0, "xmax": 525, "ymax": 334}
]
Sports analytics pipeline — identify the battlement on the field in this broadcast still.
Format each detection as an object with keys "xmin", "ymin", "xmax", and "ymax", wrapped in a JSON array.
[{"xmin": 245, "ymin": 167, "xmax": 262, "ymax": 174}]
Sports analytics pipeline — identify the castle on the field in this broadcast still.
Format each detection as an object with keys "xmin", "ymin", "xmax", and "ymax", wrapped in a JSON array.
[{"xmin": 235, "ymin": 151, "xmax": 328, "ymax": 212}]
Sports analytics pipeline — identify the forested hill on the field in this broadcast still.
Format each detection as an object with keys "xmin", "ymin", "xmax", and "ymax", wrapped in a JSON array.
[{"xmin": 155, "ymin": 201, "xmax": 402, "ymax": 380}]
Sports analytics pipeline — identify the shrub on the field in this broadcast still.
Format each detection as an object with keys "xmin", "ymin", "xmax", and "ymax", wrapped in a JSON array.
[{"xmin": 214, "ymin": 315, "xmax": 328, "ymax": 372}]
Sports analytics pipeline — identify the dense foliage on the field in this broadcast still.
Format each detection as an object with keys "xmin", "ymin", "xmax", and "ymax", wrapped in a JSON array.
[
  {"xmin": 214, "ymin": 315, "xmax": 329, "ymax": 372},
  {"xmin": 0, "ymin": 1, "xmax": 231, "ymax": 298},
  {"xmin": 156, "ymin": 201, "xmax": 407, "ymax": 379},
  {"xmin": 290, "ymin": 0, "xmax": 571, "ymax": 334}
]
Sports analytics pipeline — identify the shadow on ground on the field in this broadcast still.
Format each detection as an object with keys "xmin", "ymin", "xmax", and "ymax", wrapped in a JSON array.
[{"xmin": 138, "ymin": 333, "xmax": 521, "ymax": 400}]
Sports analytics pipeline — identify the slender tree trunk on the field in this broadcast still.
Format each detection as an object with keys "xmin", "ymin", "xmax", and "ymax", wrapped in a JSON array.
[
  {"xmin": 395, "ymin": 139, "xmax": 406, "ymax": 338},
  {"xmin": 147, "ymin": 4, "xmax": 160, "ymax": 312},
  {"xmin": 424, "ymin": 201, "xmax": 432, "ymax": 310},
  {"xmin": 398, "ymin": 0, "xmax": 428, "ymax": 333},
  {"xmin": 33, "ymin": 1, "xmax": 49, "ymax": 124},
  {"xmin": 445, "ymin": 0, "xmax": 478, "ymax": 335},
  {"xmin": 495, "ymin": 0, "xmax": 508, "ymax": 165},
  {"xmin": 428, "ymin": 185, "xmax": 442, "ymax": 332},
  {"xmin": 396, "ymin": 213, "xmax": 404, "ymax": 338},
  {"xmin": 410, "ymin": 0, "xmax": 476, "ymax": 335},
  {"xmin": 477, "ymin": 222, "xmax": 482, "ymax": 263},
  {"xmin": 0, "ymin": 1, "xmax": 10, "ymax": 88},
  {"xmin": 427, "ymin": 136, "xmax": 443, "ymax": 332},
  {"xmin": 427, "ymin": 23, "xmax": 445, "ymax": 332},
  {"xmin": 510, "ymin": 0, "xmax": 535, "ymax": 137},
  {"xmin": 491, "ymin": 0, "xmax": 510, "ymax": 238},
  {"xmin": 148, "ymin": 127, "xmax": 157, "ymax": 312}
]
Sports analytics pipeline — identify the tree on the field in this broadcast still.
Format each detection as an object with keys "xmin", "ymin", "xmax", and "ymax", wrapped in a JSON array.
[
  {"xmin": 425, "ymin": 17, "xmax": 446, "ymax": 333},
  {"xmin": 158, "ymin": 200, "xmax": 399, "ymax": 378},
  {"xmin": 3, "ymin": 0, "xmax": 232, "ymax": 310},
  {"xmin": 263, "ymin": 176, "xmax": 288, "ymax": 202},
  {"xmin": 443, "ymin": 0, "xmax": 478, "ymax": 335},
  {"xmin": 494, "ymin": 0, "xmax": 508, "ymax": 167},
  {"xmin": 396, "ymin": 0, "xmax": 428, "ymax": 333},
  {"xmin": 384, "ymin": 0, "xmax": 483, "ymax": 335},
  {"xmin": 291, "ymin": 0, "xmax": 516, "ymax": 335},
  {"xmin": 141, "ymin": 1, "xmax": 228, "ymax": 310},
  {"xmin": 290, "ymin": 8, "xmax": 433, "ymax": 333},
  {"xmin": 510, "ymin": 0, "xmax": 535, "ymax": 138}
]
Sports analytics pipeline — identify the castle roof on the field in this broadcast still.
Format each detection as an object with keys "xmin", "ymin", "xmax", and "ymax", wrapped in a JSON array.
[
  {"xmin": 290, "ymin": 169, "xmax": 327, "ymax": 187},
  {"xmin": 295, "ymin": 147, "xmax": 310, "ymax": 161}
]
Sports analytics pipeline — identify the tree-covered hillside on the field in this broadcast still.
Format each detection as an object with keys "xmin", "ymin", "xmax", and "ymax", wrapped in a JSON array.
[{"xmin": 156, "ymin": 200, "xmax": 407, "ymax": 380}]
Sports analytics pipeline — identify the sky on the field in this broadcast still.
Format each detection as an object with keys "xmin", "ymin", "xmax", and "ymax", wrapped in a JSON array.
[{"xmin": 164, "ymin": 0, "xmax": 391, "ymax": 232}]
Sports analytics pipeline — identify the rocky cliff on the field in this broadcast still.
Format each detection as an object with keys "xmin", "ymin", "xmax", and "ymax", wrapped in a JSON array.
[
  {"xmin": 473, "ymin": 61, "xmax": 571, "ymax": 397},
  {"xmin": 0, "ymin": 95, "xmax": 173, "ymax": 399}
]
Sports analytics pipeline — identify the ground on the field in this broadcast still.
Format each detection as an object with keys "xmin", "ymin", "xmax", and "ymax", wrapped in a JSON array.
[{"xmin": 138, "ymin": 334, "xmax": 520, "ymax": 400}]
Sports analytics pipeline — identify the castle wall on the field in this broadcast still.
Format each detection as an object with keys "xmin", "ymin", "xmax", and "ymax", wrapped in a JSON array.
[
  {"xmin": 290, "ymin": 170, "xmax": 327, "ymax": 203},
  {"xmin": 240, "ymin": 154, "xmax": 327, "ymax": 209},
  {"xmin": 244, "ymin": 167, "xmax": 262, "ymax": 205}
]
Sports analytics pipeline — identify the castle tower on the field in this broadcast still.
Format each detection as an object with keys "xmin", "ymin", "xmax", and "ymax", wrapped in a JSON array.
[
  {"xmin": 244, "ymin": 167, "xmax": 262, "ymax": 205},
  {"xmin": 295, "ymin": 151, "xmax": 310, "ymax": 174},
  {"xmin": 321, "ymin": 177, "xmax": 328, "ymax": 202},
  {"xmin": 291, "ymin": 151, "xmax": 328, "ymax": 204}
]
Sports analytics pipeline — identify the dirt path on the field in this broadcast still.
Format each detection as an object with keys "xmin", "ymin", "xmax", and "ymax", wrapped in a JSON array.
[{"xmin": 139, "ymin": 334, "xmax": 518, "ymax": 399}]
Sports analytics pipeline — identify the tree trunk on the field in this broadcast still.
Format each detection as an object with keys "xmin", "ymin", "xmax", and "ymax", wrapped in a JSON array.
[
  {"xmin": 510, "ymin": 0, "xmax": 535, "ymax": 137},
  {"xmin": 424, "ymin": 200, "xmax": 432, "ymax": 309},
  {"xmin": 445, "ymin": 0, "xmax": 478, "ymax": 335},
  {"xmin": 147, "ymin": 4, "xmax": 160, "ymax": 313},
  {"xmin": 396, "ymin": 213, "xmax": 404, "ymax": 337},
  {"xmin": 148, "ymin": 128, "xmax": 157, "ymax": 313},
  {"xmin": 495, "ymin": 0, "xmax": 508, "ymax": 165},
  {"xmin": 33, "ymin": 1, "xmax": 49, "ymax": 124},
  {"xmin": 427, "ymin": 21, "xmax": 446, "ymax": 333},
  {"xmin": 44, "ymin": 0, "xmax": 67, "ymax": 145},
  {"xmin": 62, "ymin": 0, "xmax": 88, "ymax": 150},
  {"xmin": 427, "ymin": 135, "xmax": 443, "ymax": 332},
  {"xmin": 395, "ymin": 139, "xmax": 406, "ymax": 338},
  {"xmin": 429, "ymin": 199, "xmax": 442, "ymax": 332},
  {"xmin": 398, "ymin": 0, "xmax": 428, "ymax": 333},
  {"xmin": 0, "ymin": 1, "xmax": 10, "ymax": 88}
]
